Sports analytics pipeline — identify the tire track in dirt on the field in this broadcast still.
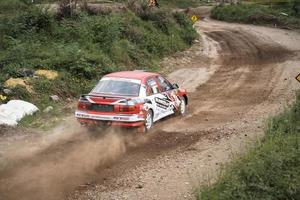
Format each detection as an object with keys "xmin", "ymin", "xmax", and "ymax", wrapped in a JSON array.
[
  {"xmin": 193, "ymin": 29, "xmax": 290, "ymax": 106},
  {"xmin": 163, "ymin": 27, "xmax": 292, "ymax": 133}
]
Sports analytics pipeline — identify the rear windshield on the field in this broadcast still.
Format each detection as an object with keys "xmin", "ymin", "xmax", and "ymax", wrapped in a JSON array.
[{"xmin": 91, "ymin": 78, "xmax": 141, "ymax": 96}]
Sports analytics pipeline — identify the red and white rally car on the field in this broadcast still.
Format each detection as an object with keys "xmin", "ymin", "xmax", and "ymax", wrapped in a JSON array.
[{"xmin": 75, "ymin": 71, "xmax": 188, "ymax": 132}]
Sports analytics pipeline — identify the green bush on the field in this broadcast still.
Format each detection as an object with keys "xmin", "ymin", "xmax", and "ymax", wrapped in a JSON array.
[
  {"xmin": 211, "ymin": 4, "xmax": 300, "ymax": 29},
  {"xmin": 9, "ymin": 86, "xmax": 31, "ymax": 102},
  {"xmin": 266, "ymin": 92, "xmax": 300, "ymax": 136},
  {"xmin": 0, "ymin": 0, "xmax": 31, "ymax": 14},
  {"xmin": 150, "ymin": 0, "xmax": 202, "ymax": 9},
  {"xmin": 32, "ymin": 73, "xmax": 95, "ymax": 97},
  {"xmin": 173, "ymin": 12, "xmax": 198, "ymax": 45},
  {"xmin": 0, "ymin": 7, "xmax": 196, "ymax": 78},
  {"xmin": 197, "ymin": 92, "xmax": 300, "ymax": 200},
  {"xmin": 140, "ymin": 9, "xmax": 174, "ymax": 34}
]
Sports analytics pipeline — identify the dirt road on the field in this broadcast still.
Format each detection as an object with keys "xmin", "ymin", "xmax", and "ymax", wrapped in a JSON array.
[{"xmin": 0, "ymin": 19, "xmax": 299, "ymax": 200}]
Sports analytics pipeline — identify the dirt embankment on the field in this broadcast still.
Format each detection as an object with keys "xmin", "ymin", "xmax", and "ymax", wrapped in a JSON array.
[{"xmin": 0, "ymin": 18, "xmax": 300, "ymax": 200}]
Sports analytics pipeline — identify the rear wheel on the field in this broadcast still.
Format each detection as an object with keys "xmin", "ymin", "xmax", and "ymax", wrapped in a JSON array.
[{"xmin": 144, "ymin": 109, "xmax": 153, "ymax": 132}]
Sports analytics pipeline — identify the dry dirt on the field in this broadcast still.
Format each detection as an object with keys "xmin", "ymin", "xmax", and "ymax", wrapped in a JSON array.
[{"xmin": 0, "ymin": 18, "xmax": 300, "ymax": 200}]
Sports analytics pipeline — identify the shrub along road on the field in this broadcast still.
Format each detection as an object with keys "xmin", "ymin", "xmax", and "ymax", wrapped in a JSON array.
[{"xmin": 0, "ymin": 19, "xmax": 300, "ymax": 200}]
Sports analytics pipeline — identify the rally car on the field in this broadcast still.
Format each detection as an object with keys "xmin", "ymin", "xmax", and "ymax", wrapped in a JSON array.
[{"xmin": 75, "ymin": 71, "xmax": 188, "ymax": 132}]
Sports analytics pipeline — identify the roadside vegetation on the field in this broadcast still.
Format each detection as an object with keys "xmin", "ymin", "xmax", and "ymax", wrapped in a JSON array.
[
  {"xmin": 211, "ymin": 1, "xmax": 300, "ymax": 29},
  {"xmin": 0, "ymin": 0, "xmax": 197, "ymax": 128},
  {"xmin": 152, "ymin": 0, "xmax": 212, "ymax": 8},
  {"xmin": 197, "ymin": 91, "xmax": 300, "ymax": 199},
  {"xmin": 112, "ymin": 0, "xmax": 212, "ymax": 9}
]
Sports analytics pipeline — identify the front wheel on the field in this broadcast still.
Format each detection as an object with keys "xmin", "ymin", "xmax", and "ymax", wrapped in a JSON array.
[{"xmin": 179, "ymin": 98, "xmax": 186, "ymax": 116}]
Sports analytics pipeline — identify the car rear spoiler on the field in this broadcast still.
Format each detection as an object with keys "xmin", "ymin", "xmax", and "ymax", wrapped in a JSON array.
[
  {"xmin": 81, "ymin": 94, "xmax": 103, "ymax": 98},
  {"xmin": 80, "ymin": 94, "xmax": 132, "ymax": 102}
]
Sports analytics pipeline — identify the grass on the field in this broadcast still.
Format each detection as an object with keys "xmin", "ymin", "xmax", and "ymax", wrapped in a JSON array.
[
  {"xmin": 0, "ymin": 0, "xmax": 198, "ymax": 128},
  {"xmin": 196, "ymin": 91, "xmax": 300, "ymax": 199},
  {"xmin": 211, "ymin": 2, "xmax": 300, "ymax": 29},
  {"xmin": 111, "ymin": 0, "xmax": 212, "ymax": 9},
  {"xmin": 18, "ymin": 102, "xmax": 68, "ymax": 130}
]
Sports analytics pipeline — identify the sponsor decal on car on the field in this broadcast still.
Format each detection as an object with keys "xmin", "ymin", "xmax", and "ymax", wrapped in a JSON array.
[
  {"xmin": 113, "ymin": 117, "xmax": 130, "ymax": 120},
  {"xmin": 155, "ymin": 97, "xmax": 170, "ymax": 110}
]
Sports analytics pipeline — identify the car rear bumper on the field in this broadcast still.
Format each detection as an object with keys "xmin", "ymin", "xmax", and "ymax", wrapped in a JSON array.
[
  {"xmin": 77, "ymin": 118, "xmax": 144, "ymax": 127},
  {"xmin": 75, "ymin": 111, "xmax": 145, "ymax": 127}
]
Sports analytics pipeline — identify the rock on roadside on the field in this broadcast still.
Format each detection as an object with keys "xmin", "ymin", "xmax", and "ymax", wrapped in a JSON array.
[
  {"xmin": 50, "ymin": 95, "xmax": 60, "ymax": 102},
  {"xmin": 43, "ymin": 106, "xmax": 54, "ymax": 113}
]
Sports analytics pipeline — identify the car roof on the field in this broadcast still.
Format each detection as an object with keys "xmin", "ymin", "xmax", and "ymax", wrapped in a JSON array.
[{"xmin": 104, "ymin": 71, "xmax": 159, "ymax": 81}]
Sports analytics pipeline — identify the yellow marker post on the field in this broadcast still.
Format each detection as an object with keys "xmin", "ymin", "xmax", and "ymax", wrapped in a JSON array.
[
  {"xmin": 296, "ymin": 73, "xmax": 300, "ymax": 83},
  {"xmin": 191, "ymin": 15, "xmax": 198, "ymax": 24}
]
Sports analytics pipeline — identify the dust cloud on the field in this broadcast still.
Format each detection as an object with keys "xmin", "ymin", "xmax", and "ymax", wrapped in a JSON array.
[{"xmin": 0, "ymin": 119, "xmax": 148, "ymax": 200}]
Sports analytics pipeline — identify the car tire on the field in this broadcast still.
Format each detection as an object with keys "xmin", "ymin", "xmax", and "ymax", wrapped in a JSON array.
[
  {"xmin": 144, "ymin": 109, "xmax": 153, "ymax": 132},
  {"xmin": 178, "ymin": 98, "xmax": 187, "ymax": 116}
]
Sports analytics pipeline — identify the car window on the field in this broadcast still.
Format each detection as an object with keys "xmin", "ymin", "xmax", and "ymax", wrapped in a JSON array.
[
  {"xmin": 92, "ymin": 79, "xmax": 141, "ymax": 96},
  {"xmin": 146, "ymin": 78, "xmax": 159, "ymax": 95},
  {"xmin": 146, "ymin": 84, "xmax": 153, "ymax": 96},
  {"xmin": 157, "ymin": 76, "xmax": 173, "ymax": 92}
]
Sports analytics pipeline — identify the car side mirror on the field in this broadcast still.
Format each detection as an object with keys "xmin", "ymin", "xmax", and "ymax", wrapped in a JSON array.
[{"xmin": 172, "ymin": 83, "xmax": 179, "ymax": 89}]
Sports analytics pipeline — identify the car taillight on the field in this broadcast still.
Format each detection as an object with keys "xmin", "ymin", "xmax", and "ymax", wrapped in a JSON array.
[
  {"xmin": 119, "ymin": 105, "xmax": 137, "ymax": 112},
  {"xmin": 77, "ymin": 101, "xmax": 90, "ymax": 111}
]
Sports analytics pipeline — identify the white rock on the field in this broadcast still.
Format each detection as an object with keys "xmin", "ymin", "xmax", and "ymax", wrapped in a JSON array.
[{"xmin": 0, "ymin": 100, "xmax": 39, "ymax": 126}]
